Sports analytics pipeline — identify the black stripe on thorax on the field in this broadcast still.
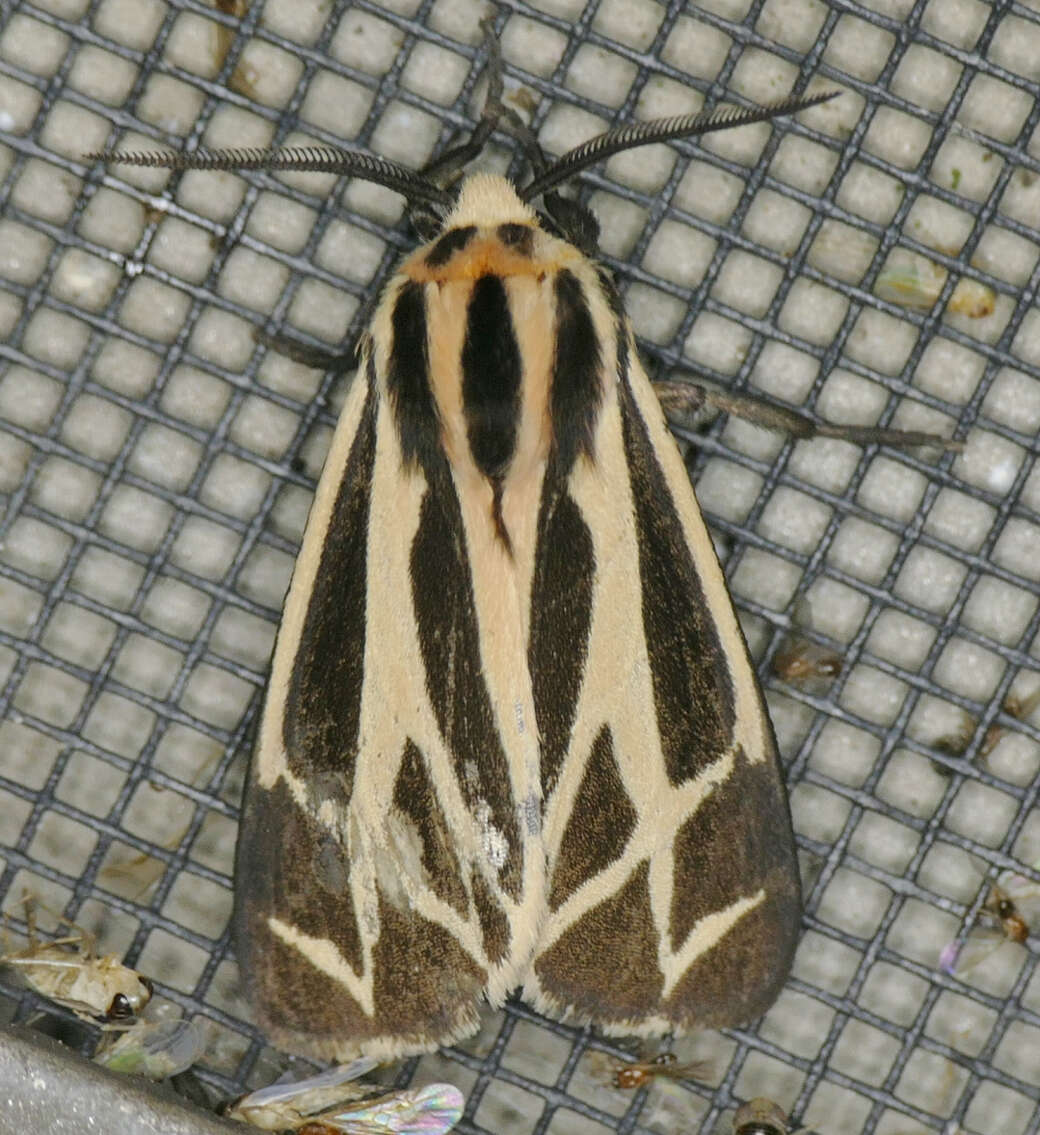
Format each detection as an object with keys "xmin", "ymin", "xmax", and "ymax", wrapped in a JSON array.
[
  {"xmin": 386, "ymin": 280, "xmax": 440, "ymax": 475},
  {"xmin": 551, "ymin": 270, "xmax": 606, "ymax": 474},
  {"xmin": 497, "ymin": 223, "xmax": 534, "ymax": 256},
  {"xmin": 425, "ymin": 225, "xmax": 477, "ymax": 268},
  {"xmin": 461, "ymin": 274, "xmax": 522, "ymax": 483}
]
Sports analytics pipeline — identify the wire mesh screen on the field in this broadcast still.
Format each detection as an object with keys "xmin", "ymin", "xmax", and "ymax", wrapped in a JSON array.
[{"xmin": 0, "ymin": 0, "xmax": 1038, "ymax": 1132}]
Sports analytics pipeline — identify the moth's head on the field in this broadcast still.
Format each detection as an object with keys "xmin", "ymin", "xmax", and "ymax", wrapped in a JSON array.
[
  {"xmin": 410, "ymin": 170, "xmax": 601, "ymax": 258},
  {"xmin": 444, "ymin": 173, "xmax": 536, "ymax": 231}
]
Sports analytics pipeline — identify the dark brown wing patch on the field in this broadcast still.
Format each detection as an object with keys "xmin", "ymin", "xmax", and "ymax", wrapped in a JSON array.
[
  {"xmin": 529, "ymin": 484, "xmax": 595, "ymax": 796},
  {"xmin": 534, "ymin": 860, "xmax": 663, "ymax": 1022},
  {"xmin": 548, "ymin": 725, "xmax": 637, "ymax": 910},
  {"xmin": 619, "ymin": 377, "xmax": 735, "ymax": 785},
  {"xmin": 236, "ymin": 777, "xmax": 489, "ymax": 1057},
  {"xmin": 661, "ymin": 879, "xmax": 798, "ymax": 1029},
  {"xmin": 387, "ymin": 281, "xmax": 440, "ymax": 474},
  {"xmin": 393, "ymin": 740, "xmax": 470, "ymax": 918},
  {"xmin": 283, "ymin": 382, "xmax": 377, "ymax": 790},
  {"xmin": 666, "ymin": 743, "xmax": 800, "ymax": 1025},
  {"xmin": 551, "ymin": 270, "xmax": 603, "ymax": 474},
  {"xmin": 371, "ymin": 892, "xmax": 487, "ymax": 1042},
  {"xmin": 471, "ymin": 869, "xmax": 511, "ymax": 964},
  {"xmin": 235, "ymin": 775, "xmax": 366, "ymax": 1044},
  {"xmin": 669, "ymin": 744, "xmax": 798, "ymax": 948},
  {"xmin": 238, "ymin": 776, "xmax": 364, "ymax": 974},
  {"xmin": 410, "ymin": 464, "xmax": 524, "ymax": 901}
]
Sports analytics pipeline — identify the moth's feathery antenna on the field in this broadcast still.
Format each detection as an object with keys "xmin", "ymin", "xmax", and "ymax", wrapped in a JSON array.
[
  {"xmin": 85, "ymin": 145, "xmax": 452, "ymax": 208},
  {"xmin": 522, "ymin": 90, "xmax": 840, "ymax": 201}
]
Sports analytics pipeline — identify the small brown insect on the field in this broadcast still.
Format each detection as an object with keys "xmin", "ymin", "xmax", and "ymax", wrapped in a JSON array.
[
  {"xmin": 939, "ymin": 868, "xmax": 1040, "ymax": 977},
  {"xmin": 1, "ymin": 897, "xmax": 152, "ymax": 1024},
  {"xmin": 933, "ymin": 685, "xmax": 1040, "ymax": 766},
  {"xmin": 771, "ymin": 600, "xmax": 842, "ymax": 691},
  {"xmin": 734, "ymin": 1098, "xmax": 791, "ymax": 1135},
  {"xmin": 771, "ymin": 636, "xmax": 842, "ymax": 686},
  {"xmin": 611, "ymin": 1052, "xmax": 709, "ymax": 1090},
  {"xmin": 985, "ymin": 878, "xmax": 1030, "ymax": 945}
]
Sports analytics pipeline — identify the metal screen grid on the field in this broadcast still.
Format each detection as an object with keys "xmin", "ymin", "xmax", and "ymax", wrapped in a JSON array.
[{"xmin": 0, "ymin": 0, "xmax": 1038, "ymax": 1132}]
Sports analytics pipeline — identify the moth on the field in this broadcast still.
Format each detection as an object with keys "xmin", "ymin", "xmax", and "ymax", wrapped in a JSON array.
[
  {"xmin": 94, "ymin": 1016, "xmax": 206, "ymax": 1079},
  {"xmin": 90, "ymin": 25, "xmax": 954, "ymax": 1061},
  {"xmin": 1, "ymin": 898, "xmax": 152, "ymax": 1024},
  {"xmin": 611, "ymin": 1050, "xmax": 710, "ymax": 1090},
  {"xmin": 939, "ymin": 868, "xmax": 1039, "ymax": 978},
  {"xmin": 734, "ymin": 1098, "xmax": 793, "ymax": 1135},
  {"xmin": 227, "ymin": 1060, "xmax": 464, "ymax": 1134}
]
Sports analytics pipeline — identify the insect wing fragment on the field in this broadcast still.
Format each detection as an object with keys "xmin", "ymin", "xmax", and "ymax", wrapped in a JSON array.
[
  {"xmin": 873, "ymin": 253, "xmax": 995, "ymax": 318},
  {"xmin": 95, "ymin": 1018, "xmax": 205, "ymax": 1079},
  {"xmin": 229, "ymin": 1059, "xmax": 381, "ymax": 1127},
  {"xmin": 939, "ymin": 868, "xmax": 1039, "ymax": 977},
  {"xmin": 939, "ymin": 928, "xmax": 1005, "ymax": 978},
  {"xmin": 318, "ymin": 1083, "xmax": 464, "ymax": 1135}
]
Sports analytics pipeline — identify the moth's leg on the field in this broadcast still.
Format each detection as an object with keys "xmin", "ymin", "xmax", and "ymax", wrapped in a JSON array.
[
  {"xmin": 51, "ymin": 920, "xmax": 95, "ymax": 960},
  {"xmin": 458, "ymin": 22, "xmax": 601, "ymax": 254},
  {"xmin": 21, "ymin": 892, "xmax": 95, "ymax": 957},
  {"xmin": 23, "ymin": 894, "xmax": 39, "ymax": 949},
  {"xmin": 418, "ymin": 17, "xmax": 550, "ymax": 210},
  {"xmin": 253, "ymin": 327, "xmax": 360, "ymax": 373},
  {"xmin": 654, "ymin": 377, "xmax": 962, "ymax": 452},
  {"xmin": 420, "ymin": 19, "xmax": 510, "ymax": 186}
]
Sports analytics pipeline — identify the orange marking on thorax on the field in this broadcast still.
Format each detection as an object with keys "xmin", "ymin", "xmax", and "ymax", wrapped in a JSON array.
[{"xmin": 403, "ymin": 234, "xmax": 583, "ymax": 284}]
